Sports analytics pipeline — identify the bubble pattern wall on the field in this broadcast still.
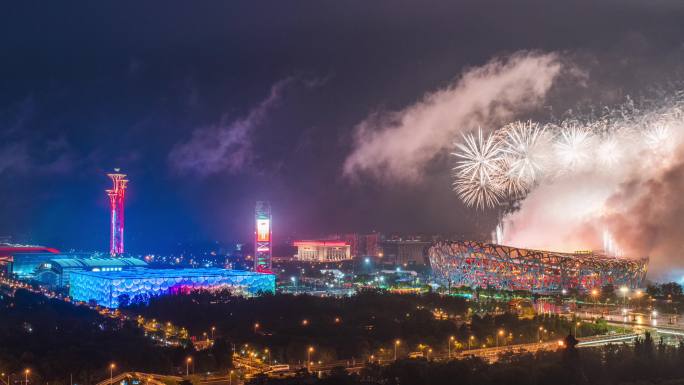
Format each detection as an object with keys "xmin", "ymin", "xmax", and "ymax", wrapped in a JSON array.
[{"xmin": 69, "ymin": 268, "xmax": 276, "ymax": 308}]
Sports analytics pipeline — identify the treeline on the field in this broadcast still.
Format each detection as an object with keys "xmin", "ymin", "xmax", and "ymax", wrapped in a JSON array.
[
  {"xmin": 126, "ymin": 290, "xmax": 603, "ymax": 363},
  {"xmin": 0, "ymin": 290, "xmax": 229, "ymax": 385}
]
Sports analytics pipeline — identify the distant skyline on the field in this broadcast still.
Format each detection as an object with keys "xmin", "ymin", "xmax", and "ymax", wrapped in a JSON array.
[{"xmin": 2, "ymin": 1, "xmax": 684, "ymax": 253}]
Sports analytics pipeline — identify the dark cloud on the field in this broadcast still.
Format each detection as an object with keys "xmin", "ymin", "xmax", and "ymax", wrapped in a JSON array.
[{"xmin": 168, "ymin": 78, "xmax": 294, "ymax": 176}]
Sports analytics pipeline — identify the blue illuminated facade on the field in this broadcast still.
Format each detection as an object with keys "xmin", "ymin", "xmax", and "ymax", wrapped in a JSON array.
[{"xmin": 69, "ymin": 268, "xmax": 275, "ymax": 308}]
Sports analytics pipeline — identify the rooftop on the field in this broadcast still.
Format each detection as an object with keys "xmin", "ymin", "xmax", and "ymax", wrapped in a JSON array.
[
  {"xmin": 48, "ymin": 257, "xmax": 147, "ymax": 269},
  {"xmin": 69, "ymin": 268, "xmax": 270, "ymax": 281}
]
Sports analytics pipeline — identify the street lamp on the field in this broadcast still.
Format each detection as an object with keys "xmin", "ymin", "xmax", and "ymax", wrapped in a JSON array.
[
  {"xmin": 109, "ymin": 363, "xmax": 116, "ymax": 385},
  {"xmin": 427, "ymin": 348, "xmax": 432, "ymax": 360},
  {"xmin": 186, "ymin": 357, "xmax": 192, "ymax": 376},
  {"xmin": 254, "ymin": 323, "xmax": 260, "ymax": 334},
  {"xmin": 211, "ymin": 326, "xmax": 216, "ymax": 340},
  {"xmin": 575, "ymin": 322, "xmax": 581, "ymax": 337},
  {"xmin": 228, "ymin": 370, "xmax": 234, "ymax": 385},
  {"xmin": 496, "ymin": 329, "xmax": 504, "ymax": 348},
  {"xmin": 469, "ymin": 335, "xmax": 475, "ymax": 350},
  {"xmin": 265, "ymin": 348, "xmax": 271, "ymax": 365},
  {"xmin": 448, "ymin": 336, "xmax": 455, "ymax": 358},
  {"xmin": 538, "ymin": 326, "xmax": 543, "ymax": 342},
  {"xmin": 620, "ymin": 286, "xmax": 629, "ymax": 307},
  {"xmin": 307, "ymin": 347, "xmax": 314, "ymax": 372},
  {"xmin": 394, "ymin": 340, "xmax": 401, "ymax": 361},
  {"xmin": 24, "ymin": 369, "xmax": 30, "ymax": 385}
]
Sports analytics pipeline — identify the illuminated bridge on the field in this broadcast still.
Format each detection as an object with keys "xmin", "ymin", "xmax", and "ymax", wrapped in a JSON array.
[{"xmin": 429, "ymin": 241, "xmax": 647, "ymax": 293}]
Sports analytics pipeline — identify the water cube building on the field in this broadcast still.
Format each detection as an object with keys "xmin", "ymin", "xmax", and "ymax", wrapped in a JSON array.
[{"xmin": 69, "ymin": 268, "xmax": 276, "ymax": 308}]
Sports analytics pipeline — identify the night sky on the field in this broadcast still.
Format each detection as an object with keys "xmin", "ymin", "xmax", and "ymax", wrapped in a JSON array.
[{"xmin": 2, "ymin": 0, "xmax": 684, "ymax": 253}]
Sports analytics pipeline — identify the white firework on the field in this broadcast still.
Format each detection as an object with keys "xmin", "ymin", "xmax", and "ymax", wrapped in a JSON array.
[
  {"xmin": 452, "ymin": 128, "xmax": 503, "ymax": 185},
  {"xmin": 453, "ymin": 176, "xmax": 502, "ymax": 209},
  {"xmin": 596, "ymin": 135, "xmax": 621, "ymax": 168},
  {"xmin": 497, "ymin": 157, "xmax": 529, "ymax": 198},
  {"xmin": 451, "ymin": 128, "xmax": 503, "ymax": 208},
  {"xmin": 499, "ymin": 121, "xmax": 550, "ymax": 191},
  {"xmin": 644, "ymin": 125, "xmax": 670, "ymax": 151},
  {"xmin": 554, "ymin": 126, "xmax": 593, "ymax": 171}
]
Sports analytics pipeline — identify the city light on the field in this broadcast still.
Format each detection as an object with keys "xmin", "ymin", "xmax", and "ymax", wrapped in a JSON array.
[{"xmin": 307, "ymin": 347, "xmax": 315, "ymax": 372}]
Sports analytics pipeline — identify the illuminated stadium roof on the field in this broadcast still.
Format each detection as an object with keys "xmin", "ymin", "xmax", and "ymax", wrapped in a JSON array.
[
  {"xmin": 47, "ymin": 257, "xmax": 147, "ymax": 269},
  {"xmin": 429, "ymin": 240, "xmax": 648, "ymax": 293}
]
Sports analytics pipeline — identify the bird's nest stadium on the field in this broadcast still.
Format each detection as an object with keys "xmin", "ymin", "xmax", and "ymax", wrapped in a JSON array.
[{"xmin": 429, "ymin": 241, "xmax": 648, "ymax": 293}]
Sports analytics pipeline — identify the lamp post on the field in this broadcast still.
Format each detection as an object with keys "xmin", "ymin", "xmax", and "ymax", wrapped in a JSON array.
[
  {"xmin": 24, "ymin": 369, "xmax": 29, "ymax": 385},
  {"xmin": 307, "ymin": 347, "xmax": 314, "ymax": 372},
  {"xmin": 186, "ymin": 357, "xmax": 192, "ymax": 376},
  {"xmin": 575, "ymin": 321, "xmax": 581, "ymax": 337},
  {"xmin": 496, "ymin": 329, "xmax": 504, "ymax": 348},
  {"xmin": 538, "ymin": 326, "xmax": 543, "ymax": 342},
  {"xmin": 448, "ymin": 336, "xmax": 455, "ymax": 358},
  {"xmin": 254, "ymin": 323, "xmax": 260, "ymax": 334},
  {"xmin": 620, "ymin": 286, "xmax": 629, "ymax": 308},
  {"xmin": 469, "ymin": 335, "xmax": 474, "ymax": 350},
  {"xmin": 228, "ymin": 370, "xmax": 234, "ymax": 385},
  {"xmin": 394, "ymin": 340, "xmax": 401, "ymax": 361},
  {"xmin": 211, "ymin": 326, "xmax": 216, "ymax": 340},
  {"xmin": 265, "ymin": 349, "xmax": 271, "ymax": 365},
  {"xmin": 109, "ymin": 363, "xmax": 115, "ymax": 385}
]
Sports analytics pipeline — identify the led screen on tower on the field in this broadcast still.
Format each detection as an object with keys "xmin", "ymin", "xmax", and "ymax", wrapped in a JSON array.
[{"xmin": 256, "ymin": 219, "xmax": 270, "ymax": 242}]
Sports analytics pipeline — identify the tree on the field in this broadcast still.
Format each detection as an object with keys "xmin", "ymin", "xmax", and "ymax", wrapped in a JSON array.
[{"xmin": 661, "ymin": 282, "xmax": 683, "ymax": 297}]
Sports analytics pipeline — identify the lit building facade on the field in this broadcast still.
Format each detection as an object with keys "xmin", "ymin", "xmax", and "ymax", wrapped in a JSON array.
[
  {"xmin": 429, "ymin": 240, "xmax": 648, "ymax": 293},
  {"xmin": 381, "ymin": 240, "xmax": 431, "ymax": 266},
  {"xmin": 34, "ymin": 257, "xmax": 148, "ymax": 288},
  {"xmin": 0, "ymin": 244, "xmax": 62, "ymax": 278},
  {"xmin": 294, "ymin": 241, "xmax": 352, "ymax": 262},
  {"xmin": 69, "ymin": 268, "xmax": 276, "ymax": 308}
]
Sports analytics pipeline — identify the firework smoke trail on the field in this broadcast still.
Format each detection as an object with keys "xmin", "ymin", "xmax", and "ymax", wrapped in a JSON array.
[{"xmin": 451, "ymin": 95, "xmax": 684, "ymax": 280}]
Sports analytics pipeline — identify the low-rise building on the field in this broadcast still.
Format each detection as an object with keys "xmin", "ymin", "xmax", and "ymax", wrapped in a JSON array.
[{"xmin": 293, "ymin": 240, "xmax": 352, "ymax": 262}]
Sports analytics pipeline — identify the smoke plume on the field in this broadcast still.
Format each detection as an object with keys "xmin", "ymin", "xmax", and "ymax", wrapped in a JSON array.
[
  {"xmin": 169, "ymin": 78, "xmax": 293, "ymax": 176},
  {"xmin": 343, "ymin": 52, "xmax": 563, "ymax": 182}
]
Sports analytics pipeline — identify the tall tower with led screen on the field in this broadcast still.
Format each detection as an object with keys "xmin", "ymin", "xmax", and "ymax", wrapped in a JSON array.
[
  {"xmin": 254, "ymin": 201, "xmax": 272, "ymax": 272},
  {"xmin": 107, "ymin": 170, "xmax": 128, "ymax": 256}
]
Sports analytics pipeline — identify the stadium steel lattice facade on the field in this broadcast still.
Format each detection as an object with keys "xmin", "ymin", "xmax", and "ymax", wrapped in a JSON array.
[{"xmin": 429, "ymin": 241, "xmax": 648, "ymax": 293}]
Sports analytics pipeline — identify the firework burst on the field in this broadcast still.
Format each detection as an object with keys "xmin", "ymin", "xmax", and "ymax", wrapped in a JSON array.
[
  {"xmin": 499, "ymin": 121, "xmax": 550, "ymax": 190},
  {"xmin": 452, "ymin": 96, "xmax": 684, "ymax": 210},
  {"xmin": 451, "ymin": 128, "xmax": 503, "ymax": 209},
  {"xmin": 554, "ymin": 125, "xmax": 593, "ymax": 172}
]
